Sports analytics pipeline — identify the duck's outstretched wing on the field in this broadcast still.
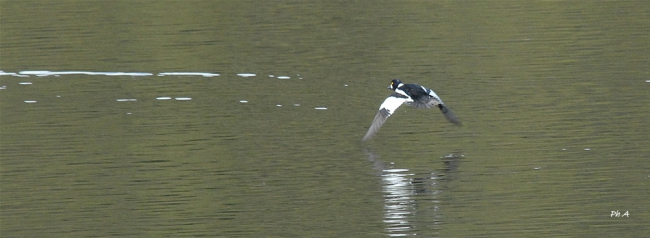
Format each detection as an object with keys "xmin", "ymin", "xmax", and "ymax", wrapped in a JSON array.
[
  {"xmin": 409, "ymin": 87, "xmax": 461, "ymax": 126},
  {"xmin": 362, "ymin": 93, "xmax": 408, "ymax": 142}
]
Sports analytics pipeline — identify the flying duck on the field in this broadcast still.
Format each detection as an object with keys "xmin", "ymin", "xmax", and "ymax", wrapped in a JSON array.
[{"xmin": 362, "ymin": 79, "xmax": 460, "ymax": 141}]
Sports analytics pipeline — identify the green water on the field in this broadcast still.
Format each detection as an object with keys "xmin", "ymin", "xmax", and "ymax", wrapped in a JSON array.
[{"xmin": 1, "ymin": 1, "xmax": 649, "ymax": 237}]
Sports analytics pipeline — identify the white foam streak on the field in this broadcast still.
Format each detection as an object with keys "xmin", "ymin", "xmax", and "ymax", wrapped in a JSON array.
[
  {"xmin": 1, "ymin": 70, "xmax": 303, "ymax": 79},
  {"xmin": 237, "ymin": 73, "xmax": 256, "ymax": 77},
  {"xmin": 0, "ymin": 71, "xmax": 28, "ymax": 77},
  {"xmin": 18, "ymin": 71, "xmax": 152, "ymax": 76},
  {"xmin": 157, "ymin": 72, "xmax": 220, "ymax": 77}
]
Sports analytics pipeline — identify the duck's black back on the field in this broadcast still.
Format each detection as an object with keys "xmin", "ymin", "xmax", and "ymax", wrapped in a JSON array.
[{"xmin": 399, "ymin": 84, "xmax": 429, "ymax": 101}]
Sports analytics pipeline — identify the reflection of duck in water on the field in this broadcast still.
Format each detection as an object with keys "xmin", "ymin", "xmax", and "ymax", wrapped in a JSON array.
[
  {"xmin": 363, "ymin": 79, "xmax": 461, "ymax": 142},
  {"xmin": 364, "ymin": 148, "xmax": 463, "ymax": 237}
]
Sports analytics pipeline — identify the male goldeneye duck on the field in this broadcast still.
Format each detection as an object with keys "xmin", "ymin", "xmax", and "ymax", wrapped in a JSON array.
[{"xmin": 362, "ymin": 79, "xmax": 460, "ymax": 141}]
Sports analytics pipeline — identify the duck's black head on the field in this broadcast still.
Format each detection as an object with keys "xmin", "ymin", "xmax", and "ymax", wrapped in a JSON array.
[{"xmin": 388, "ymin": 79, "xmax": 402, "ymax": 90}]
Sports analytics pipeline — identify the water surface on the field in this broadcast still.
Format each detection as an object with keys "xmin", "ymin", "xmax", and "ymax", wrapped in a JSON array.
[{"xmin": 1, "ymin": 1, "xmax": 649, "ymax": 237}]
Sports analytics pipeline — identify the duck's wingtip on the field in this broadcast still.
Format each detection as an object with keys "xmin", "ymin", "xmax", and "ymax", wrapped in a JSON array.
[{"xmin": 361, "ymin": 132, "xmax": 373, "ymax": 142}]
